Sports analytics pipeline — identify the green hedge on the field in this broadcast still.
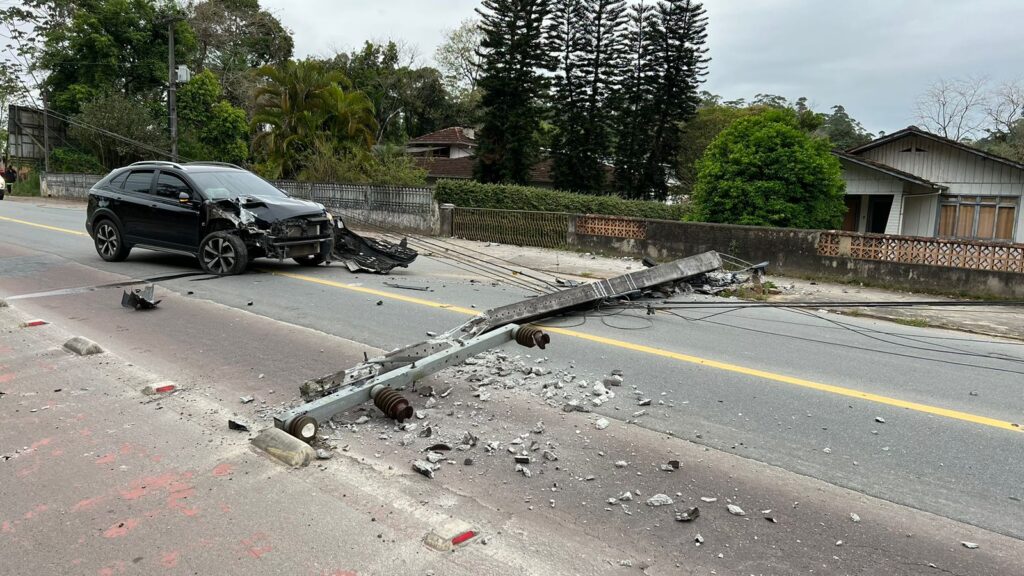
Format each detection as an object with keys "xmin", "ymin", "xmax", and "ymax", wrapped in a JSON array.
[{"xmin": 434, "ymin": 179, "xmax": 687, "ymax": 220}]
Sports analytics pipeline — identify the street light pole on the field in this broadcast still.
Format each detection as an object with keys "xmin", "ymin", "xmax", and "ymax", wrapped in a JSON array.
[{"xmin": 167, "ymin": 20, "xmax": 178, "ymax": 162}]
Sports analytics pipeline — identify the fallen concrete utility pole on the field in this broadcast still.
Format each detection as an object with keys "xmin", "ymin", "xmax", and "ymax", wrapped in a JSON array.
[{"xmin": 274, "ymin": 251, "xmax": 722, "ymax": 442}]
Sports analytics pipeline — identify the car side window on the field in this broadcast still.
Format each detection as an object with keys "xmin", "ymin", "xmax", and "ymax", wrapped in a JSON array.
[
  {"xmin": 124, "ymin": 170, "xmax": 154, "ymax": 195},
  {"xmin": 155, "ymin": 172, "xmax": 192, "ymax": 200},
  {"xmin": 107, "ymin": 171, "xmax": 128, "ymax": 190}
]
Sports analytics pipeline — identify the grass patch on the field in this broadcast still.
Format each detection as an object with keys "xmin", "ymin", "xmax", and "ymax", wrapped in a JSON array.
[
  {"xmin": 890, "ymin": 317, "xmax": 932, "ymax": 328},
  {"xmin": 10, "ymin": 172, "xmax": 41, "ymax": 197}
]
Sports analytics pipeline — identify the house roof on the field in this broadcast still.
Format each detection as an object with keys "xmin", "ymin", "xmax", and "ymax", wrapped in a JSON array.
[
  {"xmin": 847, "ymin": 125, "xmax": 1024, "ymax": 171},
  {"xmin": 408, "ymin": 127, "xmax": 477, "ymax": 147},
  {"xmin": 413, "ymin": 156, "xmax": 555, "ymax": 185},
  {"xmin": 833, "ymin": 150, "xmax": 948, "ymax": 191}
]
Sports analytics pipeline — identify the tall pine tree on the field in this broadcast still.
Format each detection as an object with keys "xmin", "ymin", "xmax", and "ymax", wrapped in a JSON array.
[
  {"xmin": 613, "ymin": 1, "xmax": 659, "ymax": 198},
  {"xmin": 548, "ymin": 0, "xmax": 627, "ymax": 194},
  {"xmin": 578, "ymin": 0, "xmax": 628, "ymax": 193},
  {"xmin": 475, "ymin": 0, "xmax": 553, "ymax": 184},
  {"xmin": 614, "ymin": 0, "xmax": 708, "ymax": 200},
  {"xmin": 546, "ymin": 0, "xmax": 590, "ymax": 192}
]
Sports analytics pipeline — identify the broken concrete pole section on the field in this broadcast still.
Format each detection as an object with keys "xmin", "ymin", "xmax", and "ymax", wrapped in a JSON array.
[{"xmin": 251, "ymin": 427, "xmax": 316, "ymax": 468}]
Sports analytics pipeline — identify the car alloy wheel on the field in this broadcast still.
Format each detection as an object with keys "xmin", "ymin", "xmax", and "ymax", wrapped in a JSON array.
[
  {"xmin": 202, "ymin": 237, "xmax": 237, "ymax": 275},
  {"xmin": 96, "ymin": 223, "xmax": 119, "ymax": 258}
]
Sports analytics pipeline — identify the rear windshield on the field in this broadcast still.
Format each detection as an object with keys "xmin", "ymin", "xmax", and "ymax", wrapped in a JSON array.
[{"xmin": 189, "ymin": 171, "xmax": 288, "ymax": 201}]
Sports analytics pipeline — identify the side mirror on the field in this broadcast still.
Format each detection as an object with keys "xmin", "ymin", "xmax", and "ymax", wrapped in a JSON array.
[{"xmin": 178, "ymin": 191, "xmax": 191, "ymax": 204}]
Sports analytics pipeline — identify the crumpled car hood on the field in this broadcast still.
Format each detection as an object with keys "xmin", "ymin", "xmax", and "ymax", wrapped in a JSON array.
[{"xmin": 234, "ymin": 195, "xmax": 326, "ymax": 222}]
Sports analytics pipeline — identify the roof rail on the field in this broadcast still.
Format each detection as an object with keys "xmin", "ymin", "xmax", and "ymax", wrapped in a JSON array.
[
  {"xmin": 129, "ymin": 160, "xmax": 183, "ymax": 170},
  {"xmin": 185, "ymin": 161, "xmax": 243, "ymax": 170}
]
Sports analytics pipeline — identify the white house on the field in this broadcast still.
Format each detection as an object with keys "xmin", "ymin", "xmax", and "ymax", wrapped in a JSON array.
[{"xmin": 834, "ymin": 126, "xmax": 1024, "ymax": 243}]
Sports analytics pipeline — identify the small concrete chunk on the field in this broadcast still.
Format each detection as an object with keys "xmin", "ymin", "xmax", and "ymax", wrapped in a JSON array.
[
  {"xmin": 595, "ymin": 418, "xmax": 610, "ymax": 430},
  {"xmin": 413, "ymin": 460, "xmax": 435, "ymax": 478},
  {"xmin": 240, "ymin": 396, "xmax": 255, "ymax": 404},
  {"xmin": 961, "ymin": 541, "xmax": 979, "ymax": 549},
  {"xmin": 727, "ymin": 504, "xmax": 746, "ymax": 516},
  {"xmin": 675, "ymin": 507, "xmax": 700, "ymax": 522},
  {"xmin": 646, "ymin": 494, "xmax": 673, "ymax": 507},
  {"xmin": 251, "ymin": 428, "xmax": 316, "ymax": 468},
  {"xmin": 63, "ymin": 336, "xmax": 104, "ymax": 356}
]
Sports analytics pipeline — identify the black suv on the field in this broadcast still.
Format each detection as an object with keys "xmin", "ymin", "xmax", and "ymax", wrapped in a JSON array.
[{"xmin": 86, "ymin": 161, "xmax": 334, "ymax": 275}]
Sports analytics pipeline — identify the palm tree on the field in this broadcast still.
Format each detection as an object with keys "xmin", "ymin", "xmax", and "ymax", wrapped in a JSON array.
[{"xmin": 251, "ymin": 59, "xmax": 378, "ymax": 179}]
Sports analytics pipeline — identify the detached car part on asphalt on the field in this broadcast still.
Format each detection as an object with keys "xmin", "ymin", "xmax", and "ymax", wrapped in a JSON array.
[{"xmin": 86, "ymin": 161, "xmax": 416, "ymax": 276}]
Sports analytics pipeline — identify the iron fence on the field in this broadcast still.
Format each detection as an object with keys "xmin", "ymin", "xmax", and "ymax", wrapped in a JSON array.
[
  {"xmin": 452, "ymin": 207, "xmax": 570, "ymax": 249},
  {"xmin": 273, "ymin": 181, "xmax": 434, "ymax": 216}
]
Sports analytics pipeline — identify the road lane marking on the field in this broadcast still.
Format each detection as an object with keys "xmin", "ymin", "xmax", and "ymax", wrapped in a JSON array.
[
  {"xmin": 273, "ymin": 271, "xmax": 1022, "ymax": 434},
  {"xmin": 0, "ymin": 215, "xmax": 88, "ymax": 236},
  {"xmin": 8, "ymin": 215, "xmax": 1019, "ymax": 433}
]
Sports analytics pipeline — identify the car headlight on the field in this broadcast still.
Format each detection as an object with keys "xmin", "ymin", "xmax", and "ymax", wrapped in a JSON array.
[{"xmin": 325, "ymin": 211, "xmax": 334, "ymax": 223}]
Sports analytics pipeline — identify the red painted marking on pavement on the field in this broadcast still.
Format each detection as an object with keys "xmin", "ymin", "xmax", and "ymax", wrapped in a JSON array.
[
  {"xmin": 16, "ymin": 464, "xmax": 38, "ymax": 478},
  {"xmin": 167, "ymin": 487, "xmax": 199, "ymax": 517},
  {"xmin": 102, "ymin": 518, "xmax": 139, "ymax": 538},
  {"xmin": 79, "ymin": 427, "xmax": 93, "ymax": 437},
  {"xmin": 1, "ymin": 521, "xmax": 14, "ymax": 533},
  {"xmin": 119, "ymin": 443, "xmax": 134, "ymax": 455},
  {"xmin": 95, "ymin": 453, "xmax": 116, "ymax": 465},
  {"xmin": 0, "ymin": 373, "xmax": 13, "ymax": 384},
  {"xmin": 71, "ymin": 497, "xmax": 105, "ymax": 512},
  {"xmin": 241, "ymin": 533, "xmax": 273, "ymax": 559},
  {"xmin": 218, "ymin": 503, "xmax": 231, "ymax": 514},
  {"xmin": 160, "ymin": 551, "xmax": 180, "ymax": 568},
  {"xmin": 97, "ymin": 561, "xmax": 125, "ymax": 575},
  {"xmin": 23, "ymin": 504, "xmax": 48, "ymax": 519},
  {"xmin": 119, "ymin": 472, "xmax": 179, "ymax": 500},
  {"xmin": 324, "ymin": 571, "xmax": 358, "ymax": 576},
  {"xmin": 51, "ymin": 448, "xmax": 64, "ymax": 457},
  {"xmin": 212, "ymin": 463, "xmax": 233, "ymax": 477},
  {"xmin": 30, "ymin": 437, "xmax": 52, "ymax": 450}
]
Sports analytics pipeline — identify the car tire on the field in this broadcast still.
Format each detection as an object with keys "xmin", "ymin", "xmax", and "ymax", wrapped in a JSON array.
[
  {"xmin": 93, "ymin": 219, "xmax": 131, "ymax": 262},
  {"xmin": 199, "ymin": 231, "xmax": 248, "ymax": 276}
]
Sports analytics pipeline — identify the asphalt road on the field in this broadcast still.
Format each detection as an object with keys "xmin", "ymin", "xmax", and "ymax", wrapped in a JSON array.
[{"xmin": 2, "ymin": 198, "xmax": 1024, "ymax": 574}]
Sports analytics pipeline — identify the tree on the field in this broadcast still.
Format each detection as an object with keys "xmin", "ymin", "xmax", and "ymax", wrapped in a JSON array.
[
  {"xmin": 612, "ymin": 0, "xmax": 658, "ymax": 197},
  {"xmin": 690, "ymin": 108, "xmax": 846, "ymax": 229},
  {"xmin": 614, "ymin": 0, "xmax": 709, "ymax": 200},
  {"xmin": 435, "ymin": 19, "xmax": 485, "ymax": 97},
  {"xmin": 675, "ymin": 102, "xmax": 756, "ymax": 195},
  {"xmin": 546, "ymin": 0, "xmax": 591, "ymax": 191},
  {"xmin": 188, "ymin": 0, "xmax": 294, "ymax": 111},
  {"xmin": 548, "ymin": 0, "xmax": 627, "ymax": 194},
  {"xmin": 34, "ymin": 0, "xmax": 195, "ymax": 114},
  {"xmin": 70, "ymin": 91, "xmax": 170, "ymax": 168},
  {"xmin": 818, "ymin": 105, "xmax": 873, "ymax": 150},
  {"xmin": 251, "ymin": 59, "xmax": 377, "ymax": 179},
  {"xmin": 177, "ymin": 70, "xmax": 249, "ymax": 164},
  {"xmin": 914, "ymin": 76, "xmax": 989, "ymax": 141},
  {"xmin": 474, "ymin": 0, "xmax": 553, "ymax": 184},
  {"xmin": 984, "ymin": 80, "xmax": 1024, "ymax": 137}
]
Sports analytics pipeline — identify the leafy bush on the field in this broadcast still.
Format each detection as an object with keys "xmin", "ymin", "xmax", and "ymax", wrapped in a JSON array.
[
  {"xmin": 51, "ymin": 147, "xmax": 105, "ymax": 174},
  {"xmin": 11, "ymin": 171, "xmax": 40, "ymax": 196},
  {"xmin": 434, "ymin": 179, "xmax": 687, "ymax": 220},
  {"xmin": 690, "ymin": 108, "xmax": 846, "ymax": 229}
]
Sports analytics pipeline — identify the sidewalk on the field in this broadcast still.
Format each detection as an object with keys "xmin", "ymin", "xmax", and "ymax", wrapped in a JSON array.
[{"xmin": 442, "ymin": 236, "xmax": 1024, "ymax": 342}]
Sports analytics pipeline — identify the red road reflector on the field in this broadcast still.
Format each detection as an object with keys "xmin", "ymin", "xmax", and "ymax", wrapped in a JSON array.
[
  {"xmin": 21, "ymin": 319, "xmax": 48, "ymax": 328},
  {"xmin": 424, "ymin": 520, "xmax": 479, "ymax": 552},
  {"xmin": 142, "ymin": 382, "xmax": 177, "ymax": 395}
]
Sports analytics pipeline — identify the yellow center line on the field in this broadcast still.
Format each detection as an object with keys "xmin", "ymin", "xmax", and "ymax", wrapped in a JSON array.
[
  {"xmin": 0, "ymin": 215, "xmax": 88, "ymax": 236},
  {"xmin": 8, "ymin": 214, "xmax": 1019, "ymax": 433}
]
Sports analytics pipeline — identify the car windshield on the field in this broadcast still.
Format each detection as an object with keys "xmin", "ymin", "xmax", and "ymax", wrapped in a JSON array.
[{"xmin": 189, "ymin": 171, "xmax": 288, "ymax": 201}]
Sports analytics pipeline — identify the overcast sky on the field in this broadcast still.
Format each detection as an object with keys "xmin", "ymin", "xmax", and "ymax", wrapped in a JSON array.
[{"xmin": 261, "ymin": 0, "xmax": 1024, "ymax": 135}]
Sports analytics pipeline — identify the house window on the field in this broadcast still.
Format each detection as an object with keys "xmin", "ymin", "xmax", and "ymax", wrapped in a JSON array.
[{"xmin": 938, "ymin": 196, "xmax": 1017, "ymax": 241}]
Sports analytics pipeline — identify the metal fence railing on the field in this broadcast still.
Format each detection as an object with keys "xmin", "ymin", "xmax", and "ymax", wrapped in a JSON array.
[
  {"xmin": 818, "ymin": 230, "xmax": 1024, "ymax": 273},
  {"xmin": 452, "ymin": 207, "xmax": 570, "ymax": 249},
  {"xmin": 41, "ymin": 173, "xmax": 104, "ymax": 198},
  {"xmin": 273, "ymin": 181, "xmax": 434, "ymax": 216}
]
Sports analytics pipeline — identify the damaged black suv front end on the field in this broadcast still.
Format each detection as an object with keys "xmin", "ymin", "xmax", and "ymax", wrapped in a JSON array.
[{"xmin": 205, "ymin": 195, "xmax": 335, "ymax": 263}]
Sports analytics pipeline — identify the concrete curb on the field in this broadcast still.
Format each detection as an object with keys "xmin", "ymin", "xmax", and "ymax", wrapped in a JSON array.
[
  {"xmin": 63, "ymin": 336, "xmax": 104, "ymax": 356},
  {"xmin": 251, "ymin": 427, "xmax": 315, "ymax": 468}
]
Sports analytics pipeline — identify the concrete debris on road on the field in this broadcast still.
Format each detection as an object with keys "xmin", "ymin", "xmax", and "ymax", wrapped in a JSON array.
[
  {"xmin": 727, "ymin": 504, "xmax": 746, "ymax": 516},
  {"xmin": 595, "ymin": 418, "xmax": 610, "ymax": 430},
  {"xmin": 412, "ymin": 460, "xmax": 436, "ymax": 478},
  {"xmin": 700, "ymin": 497, "xmax": 717, "ymax": 503},
  {"xmin": 694, "ymin": 534, "xmax": 704, "ymax": 546},
  {"xmin": 63, "ymin": 336, "xmax": 104, "ymax": 356},
  {"xmin": 515, "ymin": 464, "xmax": 532, "ymax": 478},
  {"xmin": 240, "ymin": 396, "xmax": 255, "ymax": 404},
  {"xmin": 228, "ymin": 419, "xmax": 249, "ymax": 432},
  {"xmin": 675, "ymin": 507, "xmax": 700, "ymax": 522},
  {"xmin": 315, "ymin": 448, "xmax": 333, "ymax": 460},
  {"xmin": 875, "ymin": 416, "xmax": 887, "ymax": 423},
  {"xmin": 850, "ymin": 513, "xmax": 861, "ymax": 523},
  {"xmin": 961, "ymin": 541, "xmax": 979, "ymax": 549},
  {"xmin": 614, "ymin": 460, "xmax": 628, "ymax": 468},
  {"xmin": 646, "ymin": 494, "xmax": 673, "ymax": 507}
]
